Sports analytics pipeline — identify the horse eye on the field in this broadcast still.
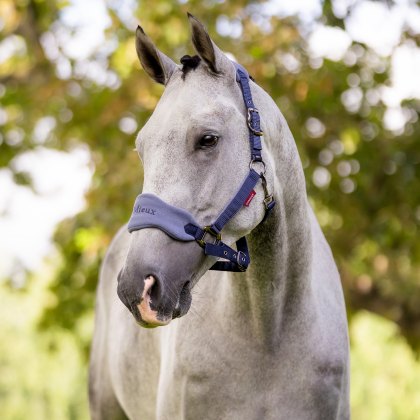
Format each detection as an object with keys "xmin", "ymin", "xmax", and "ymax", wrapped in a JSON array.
[{"xmin": 199, "ymin": 134, "xmax": 219, "ymax": 148}]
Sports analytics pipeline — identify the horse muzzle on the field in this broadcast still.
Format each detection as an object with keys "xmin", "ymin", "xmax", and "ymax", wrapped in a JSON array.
[
  {"xmin": 117, "ymin": 271, "xmax": 192, "ymax": 328},
  {"xmin": 117, "ymin": 229, "xmax": 197, "ymax": 328}
]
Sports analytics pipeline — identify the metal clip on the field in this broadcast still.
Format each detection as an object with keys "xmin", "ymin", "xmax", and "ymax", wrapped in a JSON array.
[{"xmin": 260, "ymin": 174, "xmax": 274, "ymax": 210}]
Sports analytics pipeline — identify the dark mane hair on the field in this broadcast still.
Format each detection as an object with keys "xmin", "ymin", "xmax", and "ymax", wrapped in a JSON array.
[{"xmin": 180, "ymin": 55, "xmax": 201, "ymax": 79}]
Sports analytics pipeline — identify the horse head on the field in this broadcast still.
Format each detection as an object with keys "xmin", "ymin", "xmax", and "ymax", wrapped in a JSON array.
[{"xmin": 117, "ymin": 15, "xmax": 272, "ymax": 328}]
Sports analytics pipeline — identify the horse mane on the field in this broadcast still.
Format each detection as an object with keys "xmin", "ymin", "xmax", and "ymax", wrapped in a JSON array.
[{"xmin": 180, "ymin": 55, "xmax": 201, "ymax": 79}]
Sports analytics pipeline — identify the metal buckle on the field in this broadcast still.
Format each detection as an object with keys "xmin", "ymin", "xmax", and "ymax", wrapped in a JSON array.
[
  {"xmin": 247, "ymin": 108, "xmax": 263, "ymax": 136},
  {"xmin": 197, "ymin": 226, "xmax": 222, "ymax": 248},
  {"xmin": 236, "ymin": 251, "xmax": 247, "ymax": 272}
]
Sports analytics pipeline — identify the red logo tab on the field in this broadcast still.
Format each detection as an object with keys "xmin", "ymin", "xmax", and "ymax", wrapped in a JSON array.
[{"xmin": 244, "ymin": 190, "xmax": 256, "ymax": 207}]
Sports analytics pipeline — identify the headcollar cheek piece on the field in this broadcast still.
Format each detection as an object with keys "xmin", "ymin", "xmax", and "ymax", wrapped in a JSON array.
[{"xmin": 127, "ymin": 62, "xmax": 275, "ymax": 272}]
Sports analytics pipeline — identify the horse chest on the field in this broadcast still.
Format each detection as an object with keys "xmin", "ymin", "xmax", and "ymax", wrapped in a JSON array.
[
  {"xmin": 152, "ymin": 319, "xmax": 328, "ymax": 420},
  {"xmin": 109, "ymin": 292, "xmax": 347, "ymax": 420}
]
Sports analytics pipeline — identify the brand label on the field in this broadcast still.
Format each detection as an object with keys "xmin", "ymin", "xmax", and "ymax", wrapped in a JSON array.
[
  {"xmin": 134, "ymin": 206, "xmax": 156, "ymax": 215},
  {"xmin": 243, "ymin": 190, "xmax": 256, "ymax": 207}
]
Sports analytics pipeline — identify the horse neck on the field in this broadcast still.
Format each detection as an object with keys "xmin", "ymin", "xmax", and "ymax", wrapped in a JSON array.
[{"xmin": 222, "ymin": 91, "xmax": 314, "ymax": 348}]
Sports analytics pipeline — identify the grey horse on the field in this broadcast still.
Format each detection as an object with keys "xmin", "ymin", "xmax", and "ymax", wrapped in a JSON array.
[{"xmin": 89, "ymin": 14, "xmax": 350, "ymax": 420}]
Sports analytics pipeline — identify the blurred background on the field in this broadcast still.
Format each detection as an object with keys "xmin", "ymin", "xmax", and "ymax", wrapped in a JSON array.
[{"xmin": 0, "ymin": 0, "xmax": 419, "ymax": 418}]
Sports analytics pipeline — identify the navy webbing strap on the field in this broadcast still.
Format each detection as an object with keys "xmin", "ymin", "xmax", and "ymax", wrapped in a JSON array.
[
  {"xmin": 183, "ymin": 167, "xmax": 259, "ymax": 271},
  {"xmin": 206, "ymin": 237, "xmax": 250, "ymax": 272},
  {"xmin": 211, "ymin": 169, "xmax": 260, "ymax": 233},
  {"xmin": 234, "ymin": 63, "xmax": 263, "ymax": 161},
  {"xmin": 183, "ymin": 63, "xmax": 275, "ymax": 272},
  {"xmin": 184, "ymin": 224, "xmax": 250, "ymax": 271}
]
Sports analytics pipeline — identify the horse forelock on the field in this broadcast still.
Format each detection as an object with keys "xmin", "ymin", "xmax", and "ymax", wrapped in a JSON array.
[{"xmin": 180, "ymin": 55, "xmax": 201, "ymax": 80}]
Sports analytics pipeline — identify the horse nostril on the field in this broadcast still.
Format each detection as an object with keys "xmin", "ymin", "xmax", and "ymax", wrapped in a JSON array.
[
  {"xmin": 136, "ymin": 275, "xmax": 171, "ymax": 327},
  {"xmin": 144, "ymin": 275, "xmax": 161, "ymax": 310}
]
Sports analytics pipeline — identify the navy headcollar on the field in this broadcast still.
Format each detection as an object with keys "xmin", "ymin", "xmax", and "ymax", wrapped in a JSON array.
[{"xmin": 128, "ymin": 62, "xmax": 275, "ymax": 272}]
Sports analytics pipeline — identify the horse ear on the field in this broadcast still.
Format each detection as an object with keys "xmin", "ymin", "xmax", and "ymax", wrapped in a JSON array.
[
  {"xmin": 187, "ymin": 13, "xmax": 234, "ymax": 76},
  {"xmin": 135, "ymin": 25, "xmax": 177, "ymax": 85}
]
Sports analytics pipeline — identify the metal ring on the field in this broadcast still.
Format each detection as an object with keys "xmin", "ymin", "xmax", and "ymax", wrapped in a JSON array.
[
  {"xmin": 249, "ymin": 159, "xmax": 266, "ymax": 175},
  {"xmin": 197, "ymin": 226, "xmax": 221, "ymax": 248}
]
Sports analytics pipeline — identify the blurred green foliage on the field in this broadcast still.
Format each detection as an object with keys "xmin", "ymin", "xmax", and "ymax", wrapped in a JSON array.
[
  {"xmin": 351, "ymin": 312, "xmax": 420, "ymax": 420},
  {"xmin": 0, "ymin": 266, "xmax": 89, "ymax": 419},
  {"xmin": 1, "ymin": 0, "xmax": 419, "ymax": 418}
]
